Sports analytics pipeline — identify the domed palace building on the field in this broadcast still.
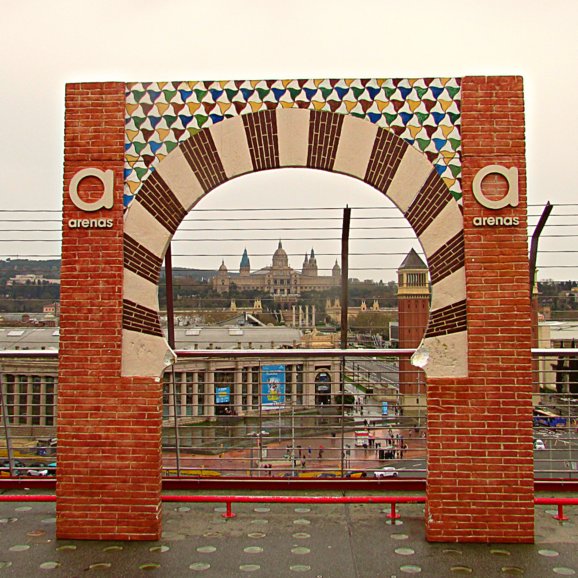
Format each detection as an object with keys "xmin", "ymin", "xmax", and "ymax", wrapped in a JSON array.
[{"xmin": 212, "ymin": 242, "xmax": 341, "ymax": 298}]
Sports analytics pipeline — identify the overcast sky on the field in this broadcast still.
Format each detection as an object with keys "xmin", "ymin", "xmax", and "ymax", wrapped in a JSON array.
[{"xmin": 1, "ymin": 0, "xmax": 576, "ymax": 280}]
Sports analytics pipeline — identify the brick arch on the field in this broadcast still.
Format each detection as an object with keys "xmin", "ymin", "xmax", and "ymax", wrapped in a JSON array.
[{"xmin": 122, "ymin": 109, "xmax": 467, "ymax": 378}]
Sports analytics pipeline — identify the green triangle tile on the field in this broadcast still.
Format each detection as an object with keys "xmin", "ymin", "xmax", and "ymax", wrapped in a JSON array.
[
  {"xmin": 351, "ymin": 86, "xmax": 365, "ymax": 99},
  {"xmin": 449, "ymin": 164, "xmax": 461, "ymax": 178},
  {"xmin": 451, "ymin": 191, "xmax": 463, "ymax": 201},
  {"xmin": 133, "ymin": 141, "xmax": 147, "ymax": 154},
  {"xmin": 187, "ymin": 127, "xmax": 202, "ymax": 137},
  {"xmin": 165, "ymin": 141, "xmax": 178, "ymax": 153},
  {"xmin": 448, "ymin": 112, "xmax": 460, "ymax": 124},
  {"xmin": 133, "ymin": 116, "xmax": 147, "ymax": 130},
  {"xmin": 194, "ymin": 89, "xmax": 208, "ymax": 101},
  {"xmin": 163, "ymin": 89, "xmax": 177, "ymax": 102},
  {"xmin": 384, "ymin": 112, "xmax": 397, "ymax": 125},
  {"xmin": 383, "ymin": 86, "xmax": 396, "ymax": 99},
  {"xmin": 320, "ymin": 86, "xmax": 332, "ymax": 99},
  {"xmin": 415, "ymin": 112, "xmax": 429, "ymax": 125},
  {"xmin": 288, "ymin": 87, "xmax": 301, "ymax": 100},
  {"xmin": 416, "ymin": 138, "xmax": 430, "ymax": 151},
  {"xmin": 135, "ymin": 166, "xmax": 148, "ymax": 179},
  {"xmin": 351, "ymin": 112, "xmax": 365, "ymax": 119},
  {"xmin": 132, "ymin": 90, "xmax": 146, "ymax": 103},
  {"xmin": 225, "ymin": 88, "xmax": 238, "ymax": 100},
  {"xmin": 448, "ymin": 138, "xmax": 461, "ymax": 151},
  {"xmin": 415, "ymin": 87, "xmax": 428, "ymax": 99},
  {"xmin": 164, "ymin": 115, "xmax": 177, "ymax": 128},
  {"xmin": 195, "ymin": 115, "xmax": 209, "ymax": 128},
  {"xmin": 446, "ymin": 86, "xmax": 460, "ymax": 99},
  {"xmin": 256, "ymin": 87, "xmax": 269, "ymax": 100}
]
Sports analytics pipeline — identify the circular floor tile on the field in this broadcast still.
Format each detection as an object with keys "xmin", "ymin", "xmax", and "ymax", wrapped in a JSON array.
[
  {"xmin": 239, "ymin": 564, "xmax": 260, "ymax": 572},
  {"xmin": 294, "ymin": 508, "xmax": 311, "ymax": 513},
  {"xmin": 254, "ymin": 507, "xmax": 270, "ymax": 513},
  {"xmin": 15, "ymin": 506, "xmax": 32, "ymax": 512},
  {"xmin": 386, "ymin": 519, "xmax": 404, "ymax": 526},
  {"xmin": 41, "ymin": 518, "xmax": 56, "ymax": 524},
  {"xmin": 250, "ymin": 519, "xmax": 268, "ymax": 525},
  {"xmin": 553, "ymin": 569, "xmax": 577, "ymax": 576},
  {"xmin": 538, "ymin": 549, "xmax": 559, "ymax": 557},
  {"xmin": 290, "ymin": 565, "xmax": 311, "ymax": 572},
  {"xmin": 176, "ymin": 506, "xmax": 191, "ymax": 512},
  {"xmin": 203, "ymin": 531, "xmax": 222, "ymax": 538},
  {"xmin": 244, "ymin": 546, "xmax": 264, "ymax": 554},
  {"xmin": 0, "ymin": 562, "xmax": 12, "ymax": 569},
  {"xmin": 189, "ymin": 562, "xmax": 211, "ymax": 571},
  {"xmin": 491, "ymin": 549, "xmax": 512, "ymax": 556},
  {"xmin": 450, "ymin": 566, "xmax": 473, "ymax": 574},
  {"xmin": 291, "ymin": 547, "xmax": 310, "ymax": 555},
  {"xmin": 103, "ymin": 546, "xmax": 123, "ymax": 552},
  {"xmin": 292, "ymin": 533, "xmax": 310, "ymax": 539},
  {"xmin": 442, "ymin": 549, "xmax": 462, "ymax": 555},
  {"xmin": 39, "ymin": 561, "xmax": 61, "ymax": 570},
  {"xmin": 395, "ymin": 547, "xmax": 415, "ymax": 556},
  {"xmin": 27, "ymin": 530, "xmax": 46, "ymax": 537},
  {"xmin": 140, "ymin": 563, "xmax": 161, "ymax": 571},
  {"xmin": 196, "ymin": 546, "xmax": 217, "ymax": 553},
  {"xmin": 9, "ymin": 545, "xmax": 30, "ymax": 552},
  {"xmin": 57, "ymin": 545, "xmax": 77, "ymax": 552},
  {"xmin": 391, "ymin": 533, "xmax": 409, "ymax": 541},
  {"xmin": 400, "ymin": 566, "xmax": 422, "ymax": 574},
  {"xmin": 500, "ymin": 567, "xmax": 524, "ymax": 575},
  {"xmin": 293, "ymin": 519, "xmax": 311, "ymax": 525},
  {"xmin": 88, "ymin": 563, "xmax": 112, "ymax": 570},
  {"xmin": 248, "ymin": 532, "xmax": 266, "ymax": 539},
  {"xmin": 149, "ymin": 545, "xmax": 169, "ymax": 553}
]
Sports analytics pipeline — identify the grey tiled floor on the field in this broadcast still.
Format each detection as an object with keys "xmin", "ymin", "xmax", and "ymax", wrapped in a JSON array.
[{"xmin": 0, "ymin": 494, "xmax": 577, "ymax": 577}]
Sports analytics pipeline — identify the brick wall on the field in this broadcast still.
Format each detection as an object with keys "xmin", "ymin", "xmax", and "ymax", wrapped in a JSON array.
[
  {"xmin": 426, "ymin": 76, "xmax": 534, "ymax": 543},
  {"xmin": 57, "ymin": 83, "xmax": 162, "ymax": 540}
]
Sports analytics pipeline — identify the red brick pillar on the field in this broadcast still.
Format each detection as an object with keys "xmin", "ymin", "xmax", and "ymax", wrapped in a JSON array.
[
  {"xmin": 426, "ymin": 76, "xmax": 534, "ymax": 542},
  {"xmin": 57, "ymin": 83, "xmax": 162, "ymax": 540}
]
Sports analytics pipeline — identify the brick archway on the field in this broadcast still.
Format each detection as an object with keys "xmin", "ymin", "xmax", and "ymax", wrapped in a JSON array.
[
  {"xmin": 122, "ymin": 109, "xmax": 467, "ymax": 379},
  {"xmin": 59, "ymin": 77, "xmax": 533, "ymax": 544}
]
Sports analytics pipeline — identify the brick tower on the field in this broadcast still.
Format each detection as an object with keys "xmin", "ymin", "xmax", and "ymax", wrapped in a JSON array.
[{"xmin": 397, "ymin": 249, "xmax": 430, "ymax": 416}]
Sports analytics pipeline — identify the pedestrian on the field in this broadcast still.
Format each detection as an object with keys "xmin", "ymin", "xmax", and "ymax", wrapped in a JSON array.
[
  {"xmin": 318, "ymin": 445, "xmax": 324, "ymax": 459},
  {"xmin": 301, "ymin": 459, "xmax": 306, "ymax": 469},
  {"xmin": 308, "ymin": 446, "xmax": 312, "ymax": 457}
]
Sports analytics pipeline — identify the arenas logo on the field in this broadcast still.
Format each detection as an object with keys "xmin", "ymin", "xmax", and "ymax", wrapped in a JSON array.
[
  {"xmin": 67, "ymin": 168, "xmax": 114, "ymax": 229},
  {"xmin": 472, "ymin": 165, "xmax": 520, "ymax": 228}
]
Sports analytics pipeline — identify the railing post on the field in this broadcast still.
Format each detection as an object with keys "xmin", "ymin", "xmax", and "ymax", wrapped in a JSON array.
[
  {"xmin": 222, "ymin": 500, "xmax": 236, "ymax": 519},
  {"xmin": 554, "ymin": 504, "xmax": 568, "ymax": 521}
]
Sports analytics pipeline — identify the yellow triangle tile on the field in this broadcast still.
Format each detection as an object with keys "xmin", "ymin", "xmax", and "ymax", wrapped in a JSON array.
[
  {"xmin": 250, "ymin": 80, "xmax": 260, "ymax": 88},
  {"xmin": 345, "ymin": 79, "xmax": 354, "ymax": 86},
  {"xmin": 440, "ymin": 78, "xmax": 450, "ymax": 86},
  {"xmin": 126, "ymin": 103, "xmax": 139, "ymax": 116},
  {"xmin": 376, "ymin": 79, "xmax": 386, "ymax": 87},
  {"xmin": 249, "ymin": 101, "xmax": 263, "ymax": 112},
  {"xmin": 408, "ymin": 125, "xmax": 422, "ymax": 138},
  {"xmin": 127, "ymin": 180, "xmax": 141, "ymax": 194},
  {"xmin": 440, "ymin": 151, "xmax": 457, "ymax": 161},
  {"xmin": 409, "ymin": 79, "xmax": 417, "ymax": 86},
  {"xmin": 158, "ymin": 82, "xmax": 167, "ymax": 89},
  {"xmin": 187, "ymin": 102, "xmax": 201, "ymax": 114},
  {"xmin": 156, "ymin": 103, "xmax": 170, "ymax": 116},
  {"xmin": 125, "ymin": 155, "xmax": 139, "ymax": 166},
  {"xmin": 441, "ymin": 124, "xmax": 454, "ymax": 137},
  {"xmin": 187, "ymin": 81, "xmax": 198, "ymax": 90},
  {"xmin": 407, "ymin": 99, "xmax": 421, "ymax": 112},
  {"xmin": 126, "ymin": 130, "xmax": 139, "ymax": 142},
  {"xmin": 439, "ymin": 100, "xmax": 453, "ymax": 112},
  {"xmin": 218, "ymin": 80, "xmax": 228, "ymax": 88},
  {"xmin": 282, "ymin": 80, "xmax": 293, "ymax": 88},
  {"xmin": 442, "ymin": 177, "xmax": 456, "ymax": 189},
  {"xmin": 281, "ymin": 101, "xmax": 295, "ymax": 109},
  {"xmin": 157, "ymin": 153, "xmax": 166, "ymax": 163},
  {"xmin": 344, "ymin": 100, "xmax": 357, "ymax": 112},
  {"xmin": 156, "ymin": 128, "xmax": 170, "ymax": 141},
  {"xmin": 312, "ymin": 100, "xmax": 326, "ymax": 111},
  {"xmin": 218, "ymin": 102, "xmax": 232, "ymax": 114},
  {"xmin": 375, "ymin": 100, "xmax": 390, "ymax": 112}
]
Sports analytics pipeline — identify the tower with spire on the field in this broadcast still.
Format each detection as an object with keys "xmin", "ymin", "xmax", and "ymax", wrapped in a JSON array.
[{"xmin": 240, "ymin": 248, "xmax": 250, "ymax": 276}]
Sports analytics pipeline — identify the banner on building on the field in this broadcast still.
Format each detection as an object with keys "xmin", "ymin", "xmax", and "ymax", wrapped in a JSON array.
[
  {"xmin": 261, "ymin": 365, "xmax": 286, "ymax": 408},
  {"xmin": 215, "ymin": 386, "xmax": 231, "ymax": 404}
]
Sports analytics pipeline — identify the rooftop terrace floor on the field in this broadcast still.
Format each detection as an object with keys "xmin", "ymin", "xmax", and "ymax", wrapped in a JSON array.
[{"xmin": 1, "ymin": 491, "xmax": 577, "ymax": 577}]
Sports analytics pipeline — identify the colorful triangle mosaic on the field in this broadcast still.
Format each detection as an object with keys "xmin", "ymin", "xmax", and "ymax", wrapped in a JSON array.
[{"xmin": 124, "ymin": 78, "xmax": 462, "ymax": 206}]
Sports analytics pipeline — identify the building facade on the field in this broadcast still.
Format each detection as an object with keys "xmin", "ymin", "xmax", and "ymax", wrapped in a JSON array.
[{"xmin": 212, "ymin": 242, "xmax": 341, "ymax": 296}]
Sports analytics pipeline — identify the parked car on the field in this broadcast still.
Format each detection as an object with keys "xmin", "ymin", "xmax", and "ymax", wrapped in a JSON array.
[
  {"xmin": 374, "ymin": 466, "xmax": 399, "ymax": 479},
  {"xmin": 345, "ymin": 470, "xmax": 367, "ymax": 479},
  {"xmin": 0, "ymin": 459, "xmax": 25, "ymax": 477},
  {"xmin": 534, "ymin": 439, "xmax": 546, "ymax": 451}
]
